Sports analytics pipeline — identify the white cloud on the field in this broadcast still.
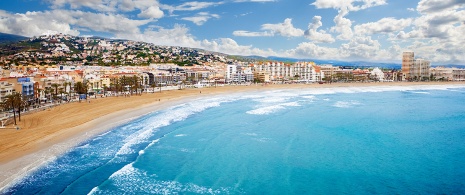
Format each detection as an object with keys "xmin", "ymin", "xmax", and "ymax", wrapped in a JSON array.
[
  {"xmin": 181, "ymin": 12, "xmax": 220, "ymax": 25},
  {"xmin": 407, "ymin": 8, "xmax": 416, "ymax": 12},
  {"xmin": 119, "ymin": 0, "xmax": 162, "ymax": 12},
  {"xmin": 234, "ymin": 0, "xmax": 276, "ymax": 2},
  {"xmin": 201, "ymin": 38, "xmax": 277, "ymax": 56},
  {"xmin": 261, "ymin": 18, "xmax": 304, "ymax": 37},
  {"xmin": 137, "ymin": 6, "xmax": 164, "ymax": 19},
  {"xmin": 119, "ymin": 24, "xmax": 200, "ymax": 48},
  {"xmin": 0, "ymin": 10, "xmax": 79, "ymax": 36},
  {"xmin": 312, "ymin": 0, "xmax": 388, "ymax": 41},
  {"xmin": 0, "ymin": 10, "xmax": 151, "ymax": 37},
  {"xmin": 233, "ymin": 30, "xmax": 274, "ymax": 37},
  {"xmin": 285, "ymin": 42, "xmax": 340, "ymax": 59},
  {"xmin": 46, "ymin": 0, "xmax": 117, "ymax": 12},
  {"xmin": 354, "ymin": 17, "xmax": 412, "ymax": 35},
  {"xmin": 417, "ymin": 0, "xmax": 465, "ymax": 13},
  {"xmin": 330, "ymin": 9, "xmax": 353, "ymax": 40},
  {"xmin": 312, "ymin": 0, "xmax": 387, "ymax": 11},
  {"xmin": 162, "ymin": 1, "xmax": 224, "ymax": 14},
  {"xmin": 399, "ymin": 9, "xmax": 465, "ymax": 39},
  {"xmin": 340, "ymin": 36, "xmax": 381, "ymax": 59},
  {"xmin": 304, "ymin": 16, "xmax": 335, "ymax": 43}
]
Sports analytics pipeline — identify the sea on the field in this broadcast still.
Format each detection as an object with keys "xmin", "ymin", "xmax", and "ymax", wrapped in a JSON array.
[{"xmin": 4, "ymin": 84, "xmax": 465, "ymax": 194}]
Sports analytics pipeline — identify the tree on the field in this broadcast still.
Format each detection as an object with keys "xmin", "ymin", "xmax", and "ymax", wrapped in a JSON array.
[
  {"xmin": 102, "ymin": 84, "xmax": 107, "ymax": 96},
  {"xmin": 1, "ymin": 94, "xmax": 17, "ymax": 125},
  {"xmin": 59, "ymin": 88, "xmax": 65, "ymax": 103},
  {"xmin": 44, "ymin": 88, "xmax": 51, "ymax": 103},
  {"xmin": 151, "ymin": 83, "xmax": 156, "ymax": 93},
  {"xmin": 74, "ymin": 82, "xmax": 86, "ymax": 102},
  {"xmin": 36, "ymin": 88, "xmax": 42, "ymax": 106},
  {"xmin": 51, "ymin": 83, "xmax": 60, "ymax": 101},
  {"xmin": 1, "ymin": 92, "xmax": 25, "ymax": 125}
]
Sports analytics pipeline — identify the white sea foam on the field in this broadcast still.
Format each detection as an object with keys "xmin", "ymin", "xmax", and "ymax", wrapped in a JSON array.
[
  {"xmin": 243, "ymin": 133, "xmax": 258, "ymax": 136},
  {"xmin": 246, "ymin": 105, "xmax": 285, "ymax": 115},
  {"xmin": 246, "ymin": 101, "xmax": 300, "ymax": 115},
  {"xmin": 412, "ymin": 91, "xmax": 430, "ymax": 94},
  {"xmin": 254, "ymin": 97, "xmax": 290, "ymax": 103},
  {"xmin": 292, "ymin": 84, "xmax": 465, "ymax": 96},
  {"xmin": 302, "ymin": 95, "xmax": 317, "ymax": 100},
  {"xmin": 88, "ymin": 186, "xmax": 100, "ymax": 194},
  {"xmin": 99, "ymin": 162, "xmax": 229, "ymax": 194},
  {"xmin": 175, "ymin": 134, "xmax": 188, "ymax": 137},
  {"xmin": 333, "ymin": 100, "xmax": 361, "ymax": 108},
  {"xmin": 281, "ymin": 102, "xmax": 301, "ymax": 107},
  {"xmin": 252, "ymin": 137, "xmax": 272, "ymax": 143},
  {"xmin": 113, "ymin": 96, "xmax": 237, "ymax": 158}
]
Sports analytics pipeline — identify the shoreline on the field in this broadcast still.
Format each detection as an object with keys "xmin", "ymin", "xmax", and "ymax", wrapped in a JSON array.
[{"xmin": 1, "ymin": 81, "xmax": 464, "ymax": 191}]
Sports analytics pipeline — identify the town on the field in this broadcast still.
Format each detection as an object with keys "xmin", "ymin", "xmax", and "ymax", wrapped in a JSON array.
[{"xmin": 1, "ymin": 34, "xmax": 465, "ymax": 121}]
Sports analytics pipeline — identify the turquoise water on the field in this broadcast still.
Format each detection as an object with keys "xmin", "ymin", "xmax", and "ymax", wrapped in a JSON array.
[{"xmin": 4, "ymin": 85, "xmax": 465, "ymax": 194}]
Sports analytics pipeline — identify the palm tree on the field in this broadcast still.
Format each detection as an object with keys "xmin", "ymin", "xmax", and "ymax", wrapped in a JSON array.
[
  {"xmin": 59, "ymin": 88, "xmax": 65, "ymax": 103},
  {"xmin": 18, "ymin": 94, "xmax": 28, "ymax": 121},
  {"xmin": 1, "ymin": 92, "xmax": 24, "ymax": 125},
  {"xmin": 44, "ymin": 88, "xmax": 51, "ymax": 103},
  {"xmin": 51, "ymin": 83, "xmax": 60, "ymax": 102},
  {"xmin": 85, "ymin": 81, "xmax": 91, "ymax": 100},
  {"xmin": 102, "ymin": 84, "xmax": 107, "ymax": 96},
  {"xmin": 74, "ymin": 82, "xmax": 86, "ymax": 102},
  {"xmin": 2, "ymin": 94, "xmax": 17, "ymax": 125},
  {"xmin": 150, "ymin": 83, "xmax": 156, "ymax": 93}
]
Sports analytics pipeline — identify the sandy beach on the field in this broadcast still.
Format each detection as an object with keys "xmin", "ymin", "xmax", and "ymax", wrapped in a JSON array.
[{"xmin": 1, "ymin": 81, "xmax": 464, "ymax": 190}]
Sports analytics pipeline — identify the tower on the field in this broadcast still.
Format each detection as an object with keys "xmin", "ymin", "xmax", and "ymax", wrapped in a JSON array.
[{"xmin": 402, "ymin": 52, "xmax": 414, "ymax": 80}]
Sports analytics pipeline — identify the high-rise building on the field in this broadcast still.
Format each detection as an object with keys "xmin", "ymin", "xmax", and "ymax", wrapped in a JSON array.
[
  {"xmin": 402, "ymin": 51, "xmax": 414, "ymax": 80},
  {"xmin": 402, "ymin": 52, "xmax": 430, "ymax": 81}
]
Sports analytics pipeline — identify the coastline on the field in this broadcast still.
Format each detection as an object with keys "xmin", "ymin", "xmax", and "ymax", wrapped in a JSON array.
[{"xmin": 1, "ymin": 81, "xmax": 464, "ymax": 191}]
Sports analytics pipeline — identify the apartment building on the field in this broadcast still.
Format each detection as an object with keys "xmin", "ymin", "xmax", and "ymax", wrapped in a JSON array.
[
  {"xmin": 402, "ymin": 52, "xmax": 430, "ymax": 80},
  {"xmin": 252, "ymin": 62, "xmax": 321, "ymax": 82},
  {"xmin": 0, "ymin": 79, "xmax": 15, "ymax": 102},
  {"xmin": 430, "ymin": 67, "xmax": 465, "ymax": 81}
]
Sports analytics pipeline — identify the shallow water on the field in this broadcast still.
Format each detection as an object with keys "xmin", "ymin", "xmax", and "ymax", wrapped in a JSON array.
[{"xmin": 5, "ymin": 85, "xmax": 465, "ymax": 194}]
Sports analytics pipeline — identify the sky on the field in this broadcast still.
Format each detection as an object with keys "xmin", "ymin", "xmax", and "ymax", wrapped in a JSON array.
[{"xmin": 0, "ymin": 0, "xmax": 464, "ymax": 65}]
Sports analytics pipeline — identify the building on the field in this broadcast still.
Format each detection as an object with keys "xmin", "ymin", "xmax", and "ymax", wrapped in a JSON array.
[
  {"xmin": 430, "ymin": 67, "xmax": 465, "ymax": 81},
  {"xmin": 402, "ymin": 52, "xmax": 414, "ymax": 80},
  {"xmin": 370, "ymin": 67, "xmax": 385, "ymax": 81},
  {"xmin": 0, "ymin": 79, "xmax": 15, "ymax": 102},
  {"xmin": 17, "ymin": 77, "xmax": 35, "ymax": 101},
  {"xmin": 402, "ymin": 51, "xmax": 430, "ymax": 81},
  {"xmin": 413, "ymin": 59, "xmax": 431, "ymax": 80},
  {"xmin": 252, "ymin": 62, "xmax": 320, "ymax": 83}
]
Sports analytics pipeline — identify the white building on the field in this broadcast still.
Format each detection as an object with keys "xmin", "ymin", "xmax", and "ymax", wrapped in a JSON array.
[
  {"xmin": 252, "ymin": 62, "xmax": 321, "ymax": 82},
  {"xmin": 370, "ymin": 67, "xmax": 385, "ymax": 81}
]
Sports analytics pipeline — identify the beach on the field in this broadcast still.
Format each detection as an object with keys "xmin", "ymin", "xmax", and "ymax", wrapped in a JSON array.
[{"xmin": 1, "ymin": 81, "xmax": 464, "ymax": 190}]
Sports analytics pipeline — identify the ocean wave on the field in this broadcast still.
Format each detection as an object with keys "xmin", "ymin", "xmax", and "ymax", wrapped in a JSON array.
[
  {"xmin": 333, "ymin": 100, "xmax": 361, "ymax": 108},
  {"xmin": 292, "ymin": 84, "xmax": 465, "ymax": 96},
  {"xmin": 411, "ymin": 91, "xmax": 430, "ymax": 94},
  {"xmin": 246, "ymin": 105, "xmax": 285, "ymax": 115},
  {"xmin": 246, "ymin": 101, "xmax": 300, "ymax": 115},
  {"xmin": 92, "ymin": 163, "xmax": 230, "ymax": 194},
  {"xmin": 243, "ymin": 133, "xmax": 258, "ymax": 137},
  {"xmin": 113, "ymin": 96, "xmax": 238, "ymax": 158}
]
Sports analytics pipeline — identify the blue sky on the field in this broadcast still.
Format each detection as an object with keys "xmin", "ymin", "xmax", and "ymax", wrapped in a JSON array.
[{"xmin": 0, "ymin": 0, "xmax": 464, "ymax": 64}]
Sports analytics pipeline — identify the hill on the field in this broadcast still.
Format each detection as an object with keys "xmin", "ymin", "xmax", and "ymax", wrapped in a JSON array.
[{"xmin": 0, "ymin": 33, "xmax": 28, "ymax": 43}]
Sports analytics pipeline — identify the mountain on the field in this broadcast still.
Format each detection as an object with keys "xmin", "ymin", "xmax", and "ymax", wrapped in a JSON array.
[{"xmin": 0, "ymin": 32, "xmax": 28, "ymax": 43}]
